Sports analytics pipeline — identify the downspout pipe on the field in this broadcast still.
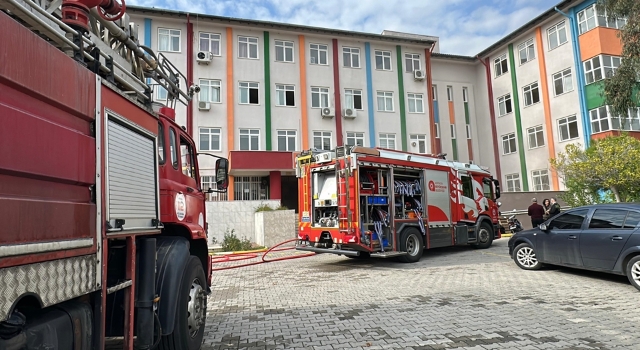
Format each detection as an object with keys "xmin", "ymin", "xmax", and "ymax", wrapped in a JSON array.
[
  {"xmin": 476, "ymin": 55, "xmax": 502, "ymax": 183},
  {"xmin": 187, "ymin": 13, "xmax": 194, "ymax": 136},
  {"xmin": 555, "ymin": 6, "xmax": 591, "ymax": 148}
]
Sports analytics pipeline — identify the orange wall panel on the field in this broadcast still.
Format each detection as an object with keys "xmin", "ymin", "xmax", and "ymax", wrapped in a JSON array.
[{"xmin": 579, "ymin": 27, "xmax": 623, "ymax": 61}]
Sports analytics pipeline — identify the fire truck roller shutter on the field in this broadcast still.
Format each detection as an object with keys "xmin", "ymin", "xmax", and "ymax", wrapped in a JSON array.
[
  {"xmin": 106, "ymin": 115, "xmax": 159, "ymax": 232},
  {"xmin": 154, "ymin": 237, "xmax": 191, "ymax": 336}
]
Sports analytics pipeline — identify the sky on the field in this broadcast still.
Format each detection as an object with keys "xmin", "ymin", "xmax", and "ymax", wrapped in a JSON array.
[{"xmin": 128, "ymin": 0, "xmax": 563, "ymax": 56}]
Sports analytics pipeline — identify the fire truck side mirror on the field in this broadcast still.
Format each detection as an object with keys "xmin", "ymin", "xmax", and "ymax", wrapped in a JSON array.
[
  {"xmin": 215, "ymin": 158, "xmax": 229, "ymax": 190},
  {"xmin": 493, "ymin": 179, "xmax": 501, "ymax": 199}
]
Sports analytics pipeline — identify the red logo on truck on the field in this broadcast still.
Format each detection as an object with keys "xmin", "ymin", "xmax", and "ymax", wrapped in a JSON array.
[{"xmin": 428, "ymin": 180, "xmax": 436, "ymax": 192}]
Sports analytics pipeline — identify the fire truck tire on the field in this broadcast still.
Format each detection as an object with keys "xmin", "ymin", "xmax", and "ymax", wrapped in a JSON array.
[
  {"xmin": 398, "ymin": 228, "xmax": 424, "ymax": 263},
  {"xmin": 158, "ymin": 256, "xmax": 207, "ymax": 350},
  {"xmin": 474, "ymin": 222, "xmax": 494, "ymax": 249}
]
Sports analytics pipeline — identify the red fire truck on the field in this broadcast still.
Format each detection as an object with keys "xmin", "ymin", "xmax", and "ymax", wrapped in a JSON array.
[
  {"xmin": 0, "ymin": 0, "xmax": 228, "ymax": 349},
  {"xmin": 295, "ymin": 146, "xmax": 502, "ymax": 262}
]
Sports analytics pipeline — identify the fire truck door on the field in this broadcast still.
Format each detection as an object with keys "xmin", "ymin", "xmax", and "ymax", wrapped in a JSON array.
[
  {"xmin": 178, "ymin": 135, "xmax": 206, "ymax": 230},
  {"xmin": 424, "ymin": 169, "xmax": 452, "ymax": 248}
]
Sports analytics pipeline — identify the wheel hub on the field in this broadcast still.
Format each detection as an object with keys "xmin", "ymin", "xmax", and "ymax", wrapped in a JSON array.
[
  {"xmin": 478, "ymin": 228, "xmax": 490, "ymax": 243},
  {"xmin": 187, "ymin": 279, "xmax": 206, "ymax": 338},
  {"xmin": 631, "ymin": 261, "xmax": 640, "ymax": 283},
  {"xmin": 517, "ymin": 247, "xmax": 538, "ymax": 268},
  {"xmin": 406, "ymin": 235, "xmax": 419, "ymax": 256}
]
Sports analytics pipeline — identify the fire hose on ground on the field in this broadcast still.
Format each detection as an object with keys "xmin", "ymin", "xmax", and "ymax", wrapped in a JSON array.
[{"xmin": 210, "ymin": 238, "xmax": 316, "ymax": 271}]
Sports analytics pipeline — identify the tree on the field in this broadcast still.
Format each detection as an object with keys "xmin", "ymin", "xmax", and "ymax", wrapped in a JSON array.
[
  {"xmin": 551, "ymin": 135, "xmax": 640, "ymax": 204},
  {"xmin": 598, "ymin": 0, "xmax": 640, "ymax": 117}
]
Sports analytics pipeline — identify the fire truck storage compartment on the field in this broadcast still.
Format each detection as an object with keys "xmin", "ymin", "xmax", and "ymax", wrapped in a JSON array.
[
  {"xmin": 359, "ymin": 167, "xmax": 392, "ymax": 250},
  {"xmin": 106, "ymin": 113, "xmax": 160, "ymax": 233},
  {"xmin": 423, "ymin": 169, "xmax": 454, "ymax": 248},
  {"xmin": 312, "ymin": 168, "xmax": 338, "ymax": 227}
]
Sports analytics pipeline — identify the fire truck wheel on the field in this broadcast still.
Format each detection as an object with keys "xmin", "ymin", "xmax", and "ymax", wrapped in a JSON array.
[
  {"xmin": 398, "ymin": 228, "xmax": 424, "ymax": 263},
  {"xmin": 159, "ymin": 256, "xmax": 207, "ymax": 350},
  {"xmin": 474, "ymin": 222, "xmax": 494, "ymax": 249}
]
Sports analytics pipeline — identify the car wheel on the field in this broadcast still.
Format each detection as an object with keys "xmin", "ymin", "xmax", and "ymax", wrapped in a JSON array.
[
  {"xmin": 398, "ymin": 228, "xmax": 424, "ymax": 263},
  {"xmin": 626, "ymin": 255, "xmax": 640, "ymax": 292},
  {"xmin": 513, "ymin": 243, "xmax": 542, "ymax": 270}
]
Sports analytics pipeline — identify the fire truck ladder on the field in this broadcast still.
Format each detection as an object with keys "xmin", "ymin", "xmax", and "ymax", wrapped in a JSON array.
[{"xmin": 335, "ymin": 155, "xmax": 352, "ymax": 239}]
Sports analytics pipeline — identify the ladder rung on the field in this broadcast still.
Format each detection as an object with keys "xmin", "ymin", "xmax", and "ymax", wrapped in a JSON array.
[{"xmin": 107, "ymin": 280, "xmax": 132, "ymax": 294}]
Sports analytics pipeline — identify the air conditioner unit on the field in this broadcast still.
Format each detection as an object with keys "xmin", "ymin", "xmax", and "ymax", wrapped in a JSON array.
[
  {"xmin": 321, "ymin": 107, "xmax": 335, "ymax": 119},
  {"xmin": 198, "ymin": 101, "xmax": 210, "ymax": 111},
  {"xmin": 343, "ymin": 108, "xmax": 356, "ymax": 119},
  {"xmin": 414, "ymin": 70, "xmax": 425, "ymax": 81},
  {"xmin": 196, "ymin": 51, "xmax": 213, "ymax": 64}
]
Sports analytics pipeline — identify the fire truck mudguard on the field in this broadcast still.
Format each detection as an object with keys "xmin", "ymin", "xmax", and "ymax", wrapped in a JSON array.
[{"xmin": 154, "ymin": 237, "xmax": 191, "ymax": 335}]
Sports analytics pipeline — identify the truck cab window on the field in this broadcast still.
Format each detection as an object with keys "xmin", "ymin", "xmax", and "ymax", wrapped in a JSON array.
[
  {"xmin": 180, "ymin": 136, "xmax": 196, "ymax": 180},
  {"xmin": 169, "ymin": 128, "xmax": 178, "ymax": 169},
  {"xmin": 483, "ymin": 178, "xmax": 493, "ymax": 199},
  {"xmin": 461, "ymin": 175, "xmax": 473, "ymax": 198},
  {"xmin": 158, "ymin": 122, "xmax": 165, "ymax": 164}
]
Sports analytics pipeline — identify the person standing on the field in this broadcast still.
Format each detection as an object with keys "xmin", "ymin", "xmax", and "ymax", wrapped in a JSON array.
[
  {"xmin": 542, "ymin": 198, "xmax": 551, "ymax": 221},
  {"xmin": 528, "ymin": 198, "xmax": 545, "ymax": 228},
  {"xmin": 549, "ymin": 197, "xmax": 561, "ymax": 217}
]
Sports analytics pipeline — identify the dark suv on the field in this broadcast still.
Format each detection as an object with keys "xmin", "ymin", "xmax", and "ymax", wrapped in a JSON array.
[{"xmin": 508, "ymin": 203, "xmax": 640, "ymax": 291}]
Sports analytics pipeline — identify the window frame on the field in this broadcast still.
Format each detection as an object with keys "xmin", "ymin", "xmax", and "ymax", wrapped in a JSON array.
[
  {"xmin": 505, "ymin": 173, "xmax": 521, "ymax": 192},
  {"xmin": 198, "ymin": 32, "xmax": 221, "ymax": 56},
  {"xmin": 156, "ymin": 86, "xmax": 168, "ymax": 101},
  {"xmin": 158, "ymin": 28, "xmax": 181, "ymax": 53},
  {"xmin": 466, "ymin": 125, "xmax": 472, "ymax": 140},
  {"xmin": 553, "ymin": 68, "xmax": 574, "ymax": 96},
  {"xmin": 376, "ymin": 91, "xmax": 394, "ymax": 112},
  {"xmin": 502, "ymin": 133, "xmax": 517, "ymax": 155},
  {"xmin": 275, "ymin": 39, "xmax": 295, "ymax": 63},
  {"xmin": 346, "ymin": 132, "xmax": 365, "ymax": 147},
  {"xmin": 517, "ymin": 38, "xmax": 536, "ymax": 65},
  {"xmin": 405, "ymin": 53, "xmax": 421, "ymax": 72},
  {"xmin": 276, "ymin": 130, "xmax": 297, "ymax": 151},
  {"xmin": 578, "ymin": 4, "xmax": 627, "ymax": 35},
  {"xmin": 342, "ymin": 47, "xmax": 361, "ymax": 68},
  {"xmin": 522, "ymin": 82, "xmax": 541, "ymax": 107},
  {"xmin": 450, "ymin": 124, "xmax": 456, "ymax": 139},
  {"xmin": 531, "ymin": 169, "xmax": 550, "ymax": 191},
  {"xmin": 527, "ymin": 125, "xmax": 545, "ymax": 149},
  {"xmin": 311, "ymin": 86, "xmax": 330, "ymax": 109},
  {"xmin": 498, "ymin": 94, "xmax": 513, "ymax": 116},
  {"xmin": 407, "ymin": 93, "xmax": 425, "ymax": 114},
  {"xmin": 275, "ymin": 84, "xmax": 296, "ymax": 107},
  {"xmin": 239, "ymin": 81, "xmax": 260, "ymax": 105},
  {"xmin": 410, "ymin": 134, "xmax": 427, "ymax": 154},
  {"xmin": 435, "ymin": 123, "xmax": 440, "ymax": 139},
  {"xmin": 462, "ymin": 87, "xmax": 469, "ymax": 103},
  {"xmin": 313, "ymin": 131, "xmax": 332, "ymax": 151},
  {"xmin": 446, "ymin": 86, "xmax": 453, "ymax": 102},
  {"xmin": 344, "ymin": 89, "xmax": 363, "ymax": 110},
  {"xmin": 547, "ymin": 21, "xmax": 568, "ymax": 51},
  {"xmin": 379, "ymin": 133, "xmax": 397, "ymax": 150},
  {"xmin": 432, "ymin": 85, "xmax": 438, "ymax": 101},
  {"xmin": 238, "ymin": 35, "xmax": 259, "ymax": 59},
  {"xmin": 198, "ymin": 79, "xmax": 222, "ymax": 103},
  {"xmin": 584, "ymin": 55, "xmax": 621, "ymax": 85},
  {"xmin": 239, "ymin": 128, "xmax": 260, "ymax": 151},
  {"xmin": 494, "ymin": 54, "xmax": 509, "ymax": 78},
  {"xmin": 374, "ymin": 50, "xmax": 392, "ymax": 71},
  {"xmin": 309, "ymin": 43, "xmax": 328, "ymax": 65},
  {"xmin": 558, "ymin": 115, "xmax": 580, "ymax": 142},
  {"xmin": 198, "ymin": 127, "xmax": 222, "ymax": 152}
]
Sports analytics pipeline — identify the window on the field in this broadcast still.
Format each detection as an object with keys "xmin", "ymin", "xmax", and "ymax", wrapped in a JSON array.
[
  {"xmin": 311, "ymin": 87, "xmax": 330, "ymax": 108},
  {"xmin": 461, "ymin": 175, "xmax": 473, "ymax": 198},
  {"xmin": 169, "ymin": 128, "xmax": 178, "ymax": 169},
  {"xmin": 527, "ymin": 125, "xmax": 545, "ymax": 149},
  {"xmin": 199, "ymin": 32, "xmax": 221, "ymax": 55},
  {"xmin": 199, "ymin": 127, "xmax": 221, "ymax": 151},
  {"xmin": 498, "ymin": 94, "xmax": 512, "ymax": 116},
  {"xmin": 523, "ymin": 82, "xmax": 540, "ymax": 106},
  {"xmin": 276, "ymin": 84, "xmax": 295, "ymax": 107},
  {"xmin": 375, "ymin": 50, "xmax": 392, "ymax": 71},
  {"xmin": 238, "ymin": 36, "xmax": 258, "ymax": 59},
  {"xmin": 199, "ymin": 79, "xmax": 221, "ymax": 103},
  {"xmin": 466, "ymin": 125, "xmax": 472, "ymax": 139},
  {"xmin": 275, "ymin": 40, "xmax": 294, "ymax": 62},
  {"xmin": 156, "ymin": 86, "xmax": 168, "ymax": 100},
  {"xmin": 376, "ymin": 91, "xmax": 394, "ymax": 112},
  {"xmin": 277, "ymin": 130, "xmax": 296, "ymax": 151},
  {"xmin": 435, "ymin": 123, "xmax": 440, "ymax": 139},
  {"xmin": 310, "ymin": 43, "xmax": 328, "ymax": 65},
  {"xmin": 180, "ymin": 137, "xmax": 196, "ymax": 179},
  {"xmin": 446, "ymin": 86, "xmax": 453, "ymax": 101},
  {"xmin": 346, "ymin": 132, "xmax": 365, "ymax": 147},
  {"xmin": 584, "ymin": 55, "xmax": 621, "ymax": 84},
  {"xmin": 558, "ymin": 116, "xmax": 580, "ymax": 141},
  {"xmin": 590, "ymin": 106, "xmax": 640, "ymax": 134},
  {"xmin": 553, "ymin": 69, "xmax": 573, "ymax": 96},
  {"xmin": 548, "ymin": 209, "xmax": 589, "ymax": 230},
  {"xmin": 405, "ymin": 53, "xmax": 421, "ymax": 72},
  {"xmin": 578, "ymin": 4, "xmax": 627, "ymax": 35},
  {"xmin": 624, "ymin": 212, "xmax": 640, "ymax": 229},
  {"xmin": 494, "ymin": 54, "xmax": 509, "ymax": 77},
  {"xmin": 450, "ymin": 124, "xmax": 456, "ymax": 139},
  {"xmin": 239, "ymin": 82, "xmax": 259, "ymax": 105},
  {"xmin": 407, "ymin": 93, "xmax": 424, "ymax": 113},
  {"xmin": 432, "ymin": 85, "xmax": 438, "ymax": 101},
  {"xmin": 158, "ymin": 28, "xmax": 180, "ymax": 52},
  {"xmin": 502, "ymin": 133, "xmax": 516, "ymax": 155},
  {"xmin": 411, "ymin": 134, "xmax": 427, "ymax": 153},
  {"xmin": 344, "ymin": 89, "xmax": 363, "ymax": 110},
  {"xmin": 343, "ymin": 47, "xmax": 360, "ymax": 68},
  {"xmin": 201, "ymin": 176, "xmax": 228, "ymax": 201},
  {"xmin": 505, "ymin": 174, "xmax": 521, "ymax": 192},
  {"xmin": 462, "ymin": 87, "xmax": 468, "ymax": 103},
  {"xmin": 313, "ymin": 131, "xmax": 331, "ymax": 150},
  {"xmin": 239, "ymin": 129, "xmax": 260, "ymax": 150},
  {"xmin": 547, "ymin": 21, "xmax": 568, "ymax": 50},
  {"xmin": 234, "ymin": 176, "xmax": 268, "ymax": 201},
  {"xmin": 588, "ymin": 209, "xmax": 629, "ymax": 229},
  {"xmin": 379, "ymin": 133, "xmax": 396, "ymax": 150},
  {"xmin": 158, "ymin": 123, "xmax": 165, "ymax": 164},
  {"xmin": 518, "ymin": 39, "xmax": 535, "ymax": 64},
  {"xmin": 531, "ymin": 169, "xmax": 550, "ymax": 191}
]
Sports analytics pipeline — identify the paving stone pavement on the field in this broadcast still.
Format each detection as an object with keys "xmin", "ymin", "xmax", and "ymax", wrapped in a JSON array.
[{"xmin": 203, "ymin": 239, "xmax": 639, "ymax": 350}]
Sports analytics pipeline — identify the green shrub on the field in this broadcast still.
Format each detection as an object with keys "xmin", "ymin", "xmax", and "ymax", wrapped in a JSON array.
[
  {"xmin": 221, "ymin": 228, "xmax": 253, "ymax": 251},
  {"xmin": 255, "ymin": 203, "xmax": 274, "ymax": 212},
  {"xmin": 276, "ymin": 205, "xmax": 288, "ymax": 210}
]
